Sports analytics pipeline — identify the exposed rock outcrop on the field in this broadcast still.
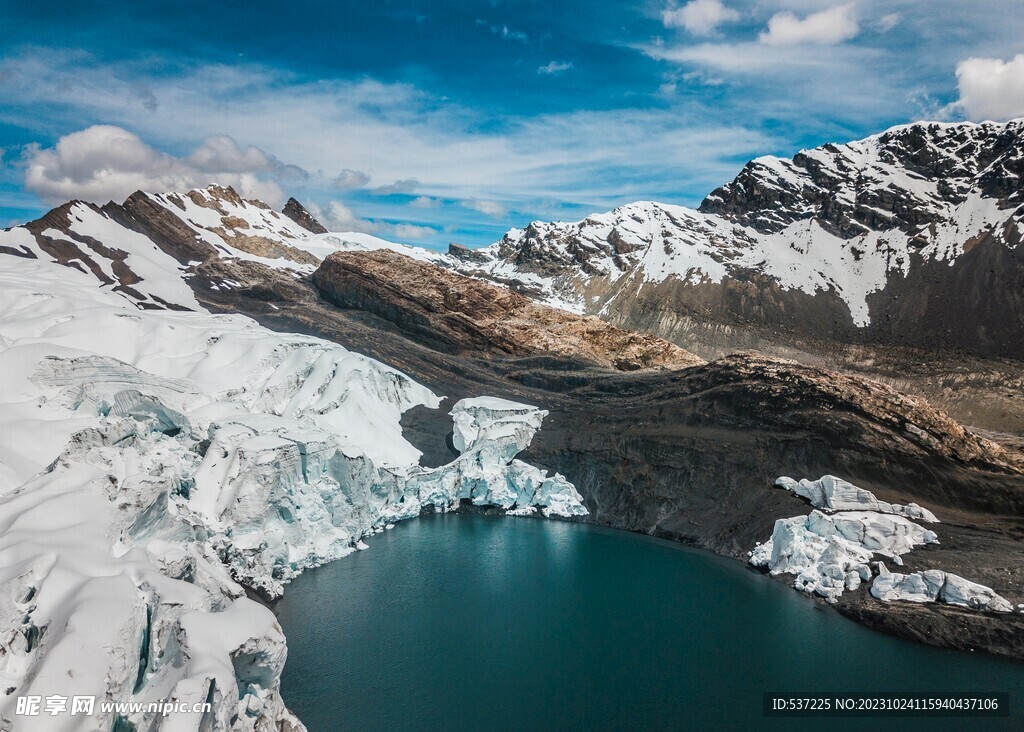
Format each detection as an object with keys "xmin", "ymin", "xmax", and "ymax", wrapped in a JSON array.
[
  {"xmin": 282, "ymin": 197, "xmax": 328, "ymax": 235},
  {"xmin": 311, "ymin": 249, "xmax": 703, "ymax": 371}
]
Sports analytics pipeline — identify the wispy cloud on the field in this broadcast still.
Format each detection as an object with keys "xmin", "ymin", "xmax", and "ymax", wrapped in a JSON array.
[
  {"xmin": 475, "ymin": 19, "xmax": 528, "ymax": 43},
  {"xmin": 876, "ymin": 13, "xmax": 900, "ymax": 32},
  {"xmin": 372, "ymin": 178, "xmax": 418, "ymax": 195},
  {"xmin": 0, "ymin": 49, "xmax": 774, "ymax": 211},
  {"xmin": 409, "ymin": 195, "xmax": 441, "ymax": 209},
  {"xmin": 538, "ymin": 60, "xmax": 573, "ymax": 75},
  {"xmin": 462, "ymin": 199, "xmax": 506, "ymax": 218},
  {"xmin": 310, "ymin": 199, "xmax": 437, "ymax": 239}
]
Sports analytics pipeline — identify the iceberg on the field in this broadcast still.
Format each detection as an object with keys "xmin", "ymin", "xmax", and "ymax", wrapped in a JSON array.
[{"xmin": 749, "ymin": 509, "xmax": 938, "ymax": 602}]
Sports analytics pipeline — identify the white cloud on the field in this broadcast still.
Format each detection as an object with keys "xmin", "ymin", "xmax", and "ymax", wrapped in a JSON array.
[
  {"xmin": 538, "ymin": 61, "xmax": 573, "ymax": 75},
  {"xmin": 759, "ymin": 3, "xmax": 859, "ymax": 46},
  {"xmin": 0, "ymin": 50, "xmax": 776, "ymax": 210},
  {"xmin": 662, "ymin": 0, "xmax": 740, "ymax": 36},
  {"xmin": 333, "ymin": 169, "xmax": 371, "ymax": 189},
  {"xmin": 388, "ymin": 223, "xmax": 436, "ymax": 239},
  {"xmin": 409, "ymin": 195, "xmax": 441, "ymax": 208},
  {"xmin": 953, "ymin": 54, "xmax": 1024, "ymax": 121},
  {"xmin": 877, "ymin": 13, "xmax": 900, "ymax": 32},
  {"xmin": 372, "ymin": 178, "xmax": 418, "ymax": 195},
  {"xmin": 22, "ymin": 125, "xmax": 296, "ymax": 205},
  {"xmin": 310, "ymin": 200, "xmax": 375, "ymax": 233},
  {"xmin": 309, "ymin": 200, "xmax": 437, "ymax": 241},
  {"xmin": 462, "ymin": 199, "xmax": 506, "ymax": 218},
  {"xmin": 475, "ymin": 20, "xmax": 528, "ymax": 43}
]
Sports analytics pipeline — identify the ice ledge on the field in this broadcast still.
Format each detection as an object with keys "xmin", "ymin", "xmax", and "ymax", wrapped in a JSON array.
[
  {"xmin": 871, "ymin": 567, "xmax": 1013, "ymax": 613},
  {"xmin": 775, "ymin": 475, "xmax": 938, "ymax": 522}
]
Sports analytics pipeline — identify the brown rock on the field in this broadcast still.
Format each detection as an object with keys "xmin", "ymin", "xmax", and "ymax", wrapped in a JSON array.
[{"xmin": 312, "ymin": 249, "xmax": 704, "ymax": 371}]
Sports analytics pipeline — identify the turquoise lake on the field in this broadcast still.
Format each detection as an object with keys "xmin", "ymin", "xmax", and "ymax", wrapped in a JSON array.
[{"xmin": 274, "ymin": 514, "xmax": 1023, "ymax": 731}]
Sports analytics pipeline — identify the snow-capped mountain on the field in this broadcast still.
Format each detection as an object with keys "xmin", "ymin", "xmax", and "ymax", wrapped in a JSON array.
[
  {"xmin": 0, "ymin": 184, "xmax": 450, "ymax": 314},
  {"xmin": 0, "ymin": 188, "xmax": 585, "ymax": 731},
  {"xmin": 455, "ymin": 120, "xmax": 1024, "ymax": 359},
  {"xmin": 2, "ymin": 144, "xmax": 1024, "ymax": 730}
]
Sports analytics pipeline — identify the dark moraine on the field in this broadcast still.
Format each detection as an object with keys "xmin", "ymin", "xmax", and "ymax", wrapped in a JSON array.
[{"xmin": 274, "ymin": 515, "xmax": 1024, "ymax": 732}]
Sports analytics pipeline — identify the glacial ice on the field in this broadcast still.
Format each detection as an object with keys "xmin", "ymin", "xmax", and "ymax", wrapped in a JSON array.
[
  {"xmin": 749, "ymin": 509, "xmax": 938, "ymax": 602},
  {"xmin": 775, "ymin": 475, "xmax": 939, "ymax": 522},
  {"xmin": 752, "ymin": 474, "xmax": 1012, "ymax": 612},
  {"xmin": 871, "ymin": 567, "xmax": 1014, "ymax": 613},
  {"xmin": 0, "ymin": 249, "xmax": 585, "ymax": 731}
]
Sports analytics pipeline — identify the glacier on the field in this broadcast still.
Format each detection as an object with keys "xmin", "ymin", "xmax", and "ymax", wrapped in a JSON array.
[
  {"xmin": 749, "ymin": 508, "xmax": 938, "ymax": 602},
  {"xmin": 751, "ymin": 475, "xmax": 1014, "ymax": 611},
  {"xmin": 0, "ymin": 243, "xmax": 585, "ymax": 730}
]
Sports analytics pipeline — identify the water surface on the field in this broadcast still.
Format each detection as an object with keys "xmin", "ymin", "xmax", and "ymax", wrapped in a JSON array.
[{"xmin": 275, "ymin": 515, "xmax": 1022, "ymax": 731}]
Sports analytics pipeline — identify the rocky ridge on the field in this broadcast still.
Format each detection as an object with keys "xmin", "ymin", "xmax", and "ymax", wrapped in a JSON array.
[{"xmin": 456, "ymin": 119, "xmax": 1024, "ymax": 360}]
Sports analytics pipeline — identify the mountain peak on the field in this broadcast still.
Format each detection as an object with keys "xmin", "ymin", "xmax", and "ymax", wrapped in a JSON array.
[{"xmin": 283, "ymin": 197, "xmax": 328, "ymax": 234}]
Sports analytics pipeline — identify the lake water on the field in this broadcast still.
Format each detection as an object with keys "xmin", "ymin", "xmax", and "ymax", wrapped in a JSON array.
[{"xmin": 274, "ymin": 514, "xmax": 1023, "ymax": 731}]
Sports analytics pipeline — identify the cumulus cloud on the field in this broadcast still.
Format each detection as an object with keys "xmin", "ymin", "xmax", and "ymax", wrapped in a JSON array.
[
  {"xmin": 462, "ymin": 199, "xmax": 506, "ymax": 218},
  {"xmin": 662, "ymin": 0, "xmax": 740, "ymax": 36},
  {"xmin": 409, "ymin": 195, "xmax": 441, "ymax": 208},
  {"xmin": 22, "ymin": 125, "xmax": 303, "ymax": 205},
  {"xmin": 954, "ymin": 54, "xmax": 1024, "ymax": 121},
  {"xmin": 309, "ymin": 200, "xmax": 375, "ymax": 233},
  {"xmin": 759, "ymin": 3, "xmax": 859, "ymax": 46},
  {"xmin": 538, "ymin": 60, "xmax": 573, "ymax": 75},
  {"xmin": 332, "ymin": 168, "xmax": 371, "ymax": 189},
  {"xmin": 372, "ymin": 178, "xmax": 418, "ymax": 195}
]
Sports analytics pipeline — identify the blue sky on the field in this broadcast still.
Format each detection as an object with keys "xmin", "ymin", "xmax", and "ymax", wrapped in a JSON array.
[{"xmin": 1, "ymin": 0, "xmax": 1023, "ymax": 248}]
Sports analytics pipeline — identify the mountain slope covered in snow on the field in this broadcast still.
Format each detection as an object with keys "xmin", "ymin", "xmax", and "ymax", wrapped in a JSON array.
[
  {"xmin": 0, "ymin": 197, "xmax": 584, "ymax": 731},
  {"xmin": 455, "ymin": 120, "xmax": 1024, "ymax": 359}
]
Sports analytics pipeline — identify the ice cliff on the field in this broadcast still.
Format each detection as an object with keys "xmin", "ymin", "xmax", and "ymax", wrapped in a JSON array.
[
  {"xmin": 871, "ymin": 567, "xmax": 1014, "ymax": 613},
  {"xmin": 750, "ymin": 475, "xmax": 1011, "ymax": 611},
  {"xmin": 774, "ymin": 475, "xmax": 938, "ymax": 522},
  {"xmin": 0, "ymin": 250, "xmax": 584, "ymax": 730}
]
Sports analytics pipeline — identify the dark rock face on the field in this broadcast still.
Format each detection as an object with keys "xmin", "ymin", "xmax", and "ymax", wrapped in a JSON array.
[
  {"xmin": 863, "ymin": 228, "xmax": 1024, "ymax": 357},
  {"xmin": 699, "ymin": 121, "xmax": 1024, "ymax": 238},
  {"xmin": 17, "ymin": 201, "xmax": 190, "ymax": 310},
  {"xmin": 106, "ymin": 192, "xmax": 220, "ymax": 264},
  {"xmin": 447, "ymin": 243, "xmax": 490, "ymax": 264},
  {"xmin": 281, "ymin": 197, "xmax": 328, "ymax": 234}
]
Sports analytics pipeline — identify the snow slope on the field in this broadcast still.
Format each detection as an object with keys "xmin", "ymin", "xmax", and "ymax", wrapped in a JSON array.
[{"xmin": 0, "ymin": 225, "xmax": 583, "ymax": 730}]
